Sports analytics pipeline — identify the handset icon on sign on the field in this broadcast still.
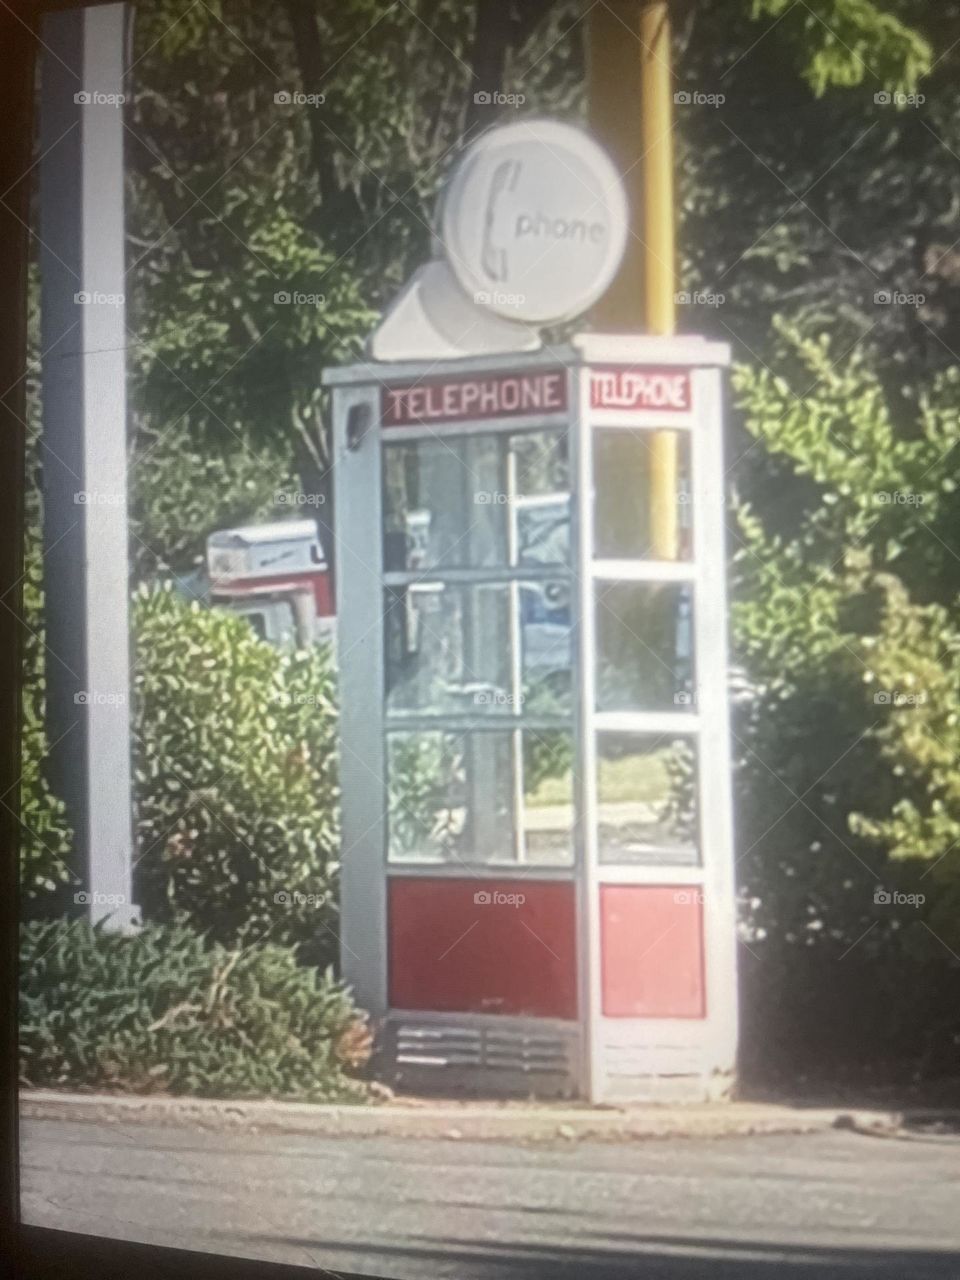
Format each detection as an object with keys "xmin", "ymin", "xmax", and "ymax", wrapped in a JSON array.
[{"xmin": 481, "ymin": 159, "xmax": 521, "ymax": 284}]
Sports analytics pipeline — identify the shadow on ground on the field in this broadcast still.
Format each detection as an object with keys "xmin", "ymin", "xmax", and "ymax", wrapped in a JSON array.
[
  {"xmin": 239, "ymin": 1232, "xmax": 960, "ymax": 1279},
  {"xmin": 20, "ymin": 1222, "xmax": 960, "ymax": 1280}
]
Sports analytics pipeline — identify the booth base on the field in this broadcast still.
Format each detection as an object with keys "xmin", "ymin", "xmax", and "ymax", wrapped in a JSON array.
[
  {"xmin": 384, "ymin": 1014, "xmax": 580, "ymax": 1100},
  {"xmin": 379, "ymin": 1013, "xmax": 735, "ymax": 1104}
]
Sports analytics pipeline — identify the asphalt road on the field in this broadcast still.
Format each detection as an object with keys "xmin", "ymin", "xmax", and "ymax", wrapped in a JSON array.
[{"xmin": 19, "ymin": 1119, "xmax": 960, "ymax": 1279}]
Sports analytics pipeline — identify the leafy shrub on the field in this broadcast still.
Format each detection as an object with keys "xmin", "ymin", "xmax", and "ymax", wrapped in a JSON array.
[
  {"xmin": 18, "ymin": 271, "xmax": 75, "ymax": 904},
  {"xmin": 731, "ymin": 322, "xmax": 960, "ymax": 1085},
  {"xmin": 19, "ymin": 545, "xmax": 73, "ymax": 902},
  {"xmin": 131, "ymin": 584, "xmax": 340, "ymax": 965},
  {"xmin": 19, "ymin": 919, "xmax": 371, "ymax": 1100}
]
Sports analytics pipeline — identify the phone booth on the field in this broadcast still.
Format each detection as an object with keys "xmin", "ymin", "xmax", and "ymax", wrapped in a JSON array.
[{"xmin": 325, "ymin": 332, "xmax": 737, "ymax": 1103}]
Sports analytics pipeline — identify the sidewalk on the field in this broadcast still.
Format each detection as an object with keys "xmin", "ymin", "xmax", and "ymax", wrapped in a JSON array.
[{"xmin": 19, "ymin": 1089, "xmax": 905, "ymax": 1142}]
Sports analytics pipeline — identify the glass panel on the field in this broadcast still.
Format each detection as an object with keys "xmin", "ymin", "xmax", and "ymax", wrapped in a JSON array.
[
  {"xmin": 596, "ymin": 732, "xmax": 699, "ymax": 865},
  {"xmin": 593, "ymin": 429, "xmax": 693, "ymax": 560},
  {"xmin": 385, "ymin": 580, "xmax": 573, "ymax": 719},
  {"xmin": 522, "ymin": 729, "xmax": 575, "ymax": 864},
  {"xmin": 382, "ymin": 430, "xmax": 569, "ymax": 572},
  {"xmin": 387, "ymin": 730, "xmax": 574, "ymax": 865},
  {"xmin": 517, "ymin": 580, "xmax": 574, "ymax": 718},
  {"xmin": 595, "ymin": 582, "xmax": 695, "ymax": 713}
]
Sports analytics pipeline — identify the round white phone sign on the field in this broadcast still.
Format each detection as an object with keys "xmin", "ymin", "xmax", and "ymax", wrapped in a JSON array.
[{"xmin": 439, "ymin": 118, "xmax": 629, "ymax": 326}]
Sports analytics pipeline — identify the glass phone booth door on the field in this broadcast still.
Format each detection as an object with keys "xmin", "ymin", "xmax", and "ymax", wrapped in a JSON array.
[{"xmin": 330, "ymin": 355, "xmax": 582, "ymax": 1097}]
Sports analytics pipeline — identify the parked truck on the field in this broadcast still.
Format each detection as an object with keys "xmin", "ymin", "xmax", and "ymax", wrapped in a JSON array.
[{"xmin": 177, "ymin": 519, "xmax": 336, "ymax": 649}]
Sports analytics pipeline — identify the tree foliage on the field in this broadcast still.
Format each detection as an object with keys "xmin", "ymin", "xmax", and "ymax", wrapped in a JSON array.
[
  {"xmin": 749, "ymin": 0, "xmax": 931, "ymax": 94},
  {"xmin": 732, "ymin": 323, "xmax": 960, "ymax": 1079}
]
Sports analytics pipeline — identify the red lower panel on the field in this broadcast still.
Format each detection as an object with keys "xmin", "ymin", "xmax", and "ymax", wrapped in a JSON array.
[
  {"xmin": 601, "ymin": 885, "xmax": 705, "ymax": 1018},
  {"xmin": 389, "ymin": 878, "xmax": 577, "ymax": 1019}
]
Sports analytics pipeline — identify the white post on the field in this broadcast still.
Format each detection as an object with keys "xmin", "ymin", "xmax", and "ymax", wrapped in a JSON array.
[{"xmin": 39, "ymin": 4, "xmax": 137, "ymax": 931}]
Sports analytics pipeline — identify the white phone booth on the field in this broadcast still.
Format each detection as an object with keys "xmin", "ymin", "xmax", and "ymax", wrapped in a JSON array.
[{"xmin": 325, "ymin": 332, "xmax": 737, "ymax": 1103}]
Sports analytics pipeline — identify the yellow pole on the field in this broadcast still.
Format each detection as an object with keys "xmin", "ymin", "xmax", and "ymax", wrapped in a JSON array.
[
  {"xmin": 589, "ymin": 0, "xmax": 678, "ymax": 560},
  {"xmin": 639, "ymin": 1, "xmax": 676, "ymax": 337},
  {"xmin": 640, "ymin": 1, "xmax": 678, "ymax": 560},
  {"xmin": 587, "ymin": 1, "xmax": 645, "ymax": 329}
]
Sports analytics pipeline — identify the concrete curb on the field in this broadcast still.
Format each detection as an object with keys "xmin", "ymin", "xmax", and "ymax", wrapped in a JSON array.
[{"xmin": 18, "ymin": 1090, "xmax": 901, "ymax": 1143}]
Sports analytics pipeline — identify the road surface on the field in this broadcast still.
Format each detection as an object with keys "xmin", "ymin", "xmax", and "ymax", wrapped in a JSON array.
[{"xmin": 19, "ymin": 1118, "xmax": 960, "ymax": 1278}]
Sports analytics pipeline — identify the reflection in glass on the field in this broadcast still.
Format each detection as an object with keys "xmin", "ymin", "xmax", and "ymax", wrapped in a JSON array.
[
  {"xmin": 385, "ymin": 581, "xmax": 573, "ymax": 719},
  {"xmin": 593, "ymin": 430, "xmax": 692, "ymax": 561},
  {"xmin": 382, "ymin": 431, "xmax": 569, "ymax": 572},
  {"xmin": 387, "ymin": 730, "xmax": 574, "ymax": 865},
  {"xmin": 596, "ymin": 732, "xmax": 699, "ymax": 864},
  {"xmin": 595, "ymin": 582, "xmax": 694, "ymax": 713}
]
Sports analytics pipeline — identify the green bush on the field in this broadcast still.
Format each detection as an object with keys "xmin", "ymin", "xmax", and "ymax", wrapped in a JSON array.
[
  {"xmin": 19, "ymin": 919, "xmax": 370, "ymax": 1100},
  {"xmin": 131, "ymin": 584, "xmax": 340, "ymax": 965},
  {"xmin": 19, "ymin": 545, "xmax": 73, "ymax": 902},
  {"xmin": 20, "ymin": 272, "xmax": 75, "ymax": 904},
  {"xmin": 731, "ymin": 322, "xmax": 960, "ymax": 1084}
]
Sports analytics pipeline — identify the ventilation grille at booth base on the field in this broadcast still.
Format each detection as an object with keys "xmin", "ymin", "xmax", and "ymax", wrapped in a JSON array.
[{"xmin": 394, "ymin": 1024, "xmax": 572, "ymax": 1076}]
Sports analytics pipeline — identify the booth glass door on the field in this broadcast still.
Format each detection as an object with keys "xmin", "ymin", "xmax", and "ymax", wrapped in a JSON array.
[
  {"xmin": 380, "ymin": 425, "xmax": 577, "ymax": 870},
  {"xmin": 378, "ymin": 411, "xmax": 582, "ymax": 1028}
]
